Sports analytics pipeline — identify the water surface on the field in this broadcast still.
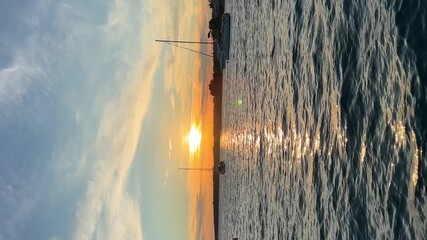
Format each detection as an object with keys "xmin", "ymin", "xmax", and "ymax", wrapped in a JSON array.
[{"xmin": 219, "ymin": 0, "xmax": 427, "ymax": 239}]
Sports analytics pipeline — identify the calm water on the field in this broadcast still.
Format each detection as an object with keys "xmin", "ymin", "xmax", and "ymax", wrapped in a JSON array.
[{"xmin": 218, "ymin": 0, "xmax": 427, "ymax": 239}]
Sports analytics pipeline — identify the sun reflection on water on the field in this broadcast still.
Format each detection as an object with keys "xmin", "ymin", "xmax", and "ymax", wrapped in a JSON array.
[{"xmin": 221, "ymin": 122, "xmax": 348, "ymax": 165}]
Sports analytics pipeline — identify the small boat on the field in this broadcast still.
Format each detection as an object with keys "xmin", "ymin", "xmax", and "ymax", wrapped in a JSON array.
[{"xmin": 218, "ymin": 161, "xmax": 226, "ymax": 174}]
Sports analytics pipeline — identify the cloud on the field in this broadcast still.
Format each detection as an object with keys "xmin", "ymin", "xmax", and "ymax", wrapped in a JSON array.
[
  {"xmin": 71, "ymin": 62, "xmax": 154, "ymax": 240},
  {"xmin": 70, "ymin": 0, "xmax": 167, "ymax": 239},
  {"xmin": 162, "ymin": 0, "xmax": 205, "ymax": 98},
  {"xmin": 1, "ymin": 0, "xmax": 213, "ymax": 239},
  {"xmin": 152, "ymin": 0, "xmax": 215, "ymax": 238},
  {"xmin": 0, "ymin": 1, "xmax": 63, "ymax": 238},
  {"xmin": 0, "ymin": 175, "xmax": 39, "ymax": 240},
  {"xmin": 0, "ymin": 0, "xmax": 167, "ymax": 239},
  {"xmin": 0, "ymin": 37, "xmax": 50, "ymax": 112}
]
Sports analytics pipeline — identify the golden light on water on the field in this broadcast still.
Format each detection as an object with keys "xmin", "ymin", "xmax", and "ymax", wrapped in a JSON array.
[{"xmin": 187, "ymin": 125, "xmax": 202, "ymax": 154}]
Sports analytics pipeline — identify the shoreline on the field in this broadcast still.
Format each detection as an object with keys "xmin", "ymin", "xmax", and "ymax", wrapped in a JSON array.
[{"xmin": 208, "ymin": 0, "xmax": 225, "ymax": 239}]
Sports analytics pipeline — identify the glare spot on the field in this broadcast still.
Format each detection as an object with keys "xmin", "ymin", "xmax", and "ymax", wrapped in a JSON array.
[{"xmin": 187, "ymin": 125, "xmax": 202, "ymax": 154}]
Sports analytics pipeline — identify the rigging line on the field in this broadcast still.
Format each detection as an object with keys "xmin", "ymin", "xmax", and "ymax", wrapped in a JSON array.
[
  {"xmin": 163, "ymin": 42, "xmax": 214, "ymax": 58},
  {"xmin": 156, "ymin": 39, "xmax": 214, "ymax": 44}
]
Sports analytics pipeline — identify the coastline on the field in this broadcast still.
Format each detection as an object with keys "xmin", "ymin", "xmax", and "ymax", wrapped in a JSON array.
[
  {"xmin": 208, "ymin": 0, "xmax": 225, "ymax": 239},
  {"xmin": 210, "ymin": 74, "xmax": 222, "ymax": 240}
]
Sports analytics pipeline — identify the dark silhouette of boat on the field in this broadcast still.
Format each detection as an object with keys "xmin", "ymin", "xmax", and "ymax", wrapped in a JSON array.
[
  {"xmin": 210, "ymin": 13, "xmax": 231, "ymax": 70},
  {"xmin": 178, "ymin": 162, "xmax": 225, "ymax": 175},
  {"xmin": 218, "ymin": 161, "xmax": 226, "ymax": 174},
  {"xmin": 218, "ymin": 13, "xmax": 231, "ymax": 69}
]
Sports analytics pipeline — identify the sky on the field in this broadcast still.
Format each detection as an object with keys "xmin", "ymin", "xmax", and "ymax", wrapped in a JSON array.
[{"xmin": 0, "ymin": 0, "xmax": 214, "ymax": 239}]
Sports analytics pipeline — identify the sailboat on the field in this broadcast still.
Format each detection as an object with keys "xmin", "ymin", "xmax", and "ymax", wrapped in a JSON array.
[{"xmin": 155, "ymin": 13, "xmax": 231, "ymax": 70}]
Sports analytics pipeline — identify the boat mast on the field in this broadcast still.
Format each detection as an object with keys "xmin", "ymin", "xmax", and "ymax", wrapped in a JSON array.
[
  {"xmin": 155, "ymin": 39, "xmax": 214, "ymax": 58},
  {"xmin": 155, "ymin": 39, "xmax": 214, "ymax": 44}
]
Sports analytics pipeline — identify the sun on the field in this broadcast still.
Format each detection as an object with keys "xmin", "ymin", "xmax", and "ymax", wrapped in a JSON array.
[{"xmin": 187, "ymin": 125, "xmax": 202, "ymax": 154}]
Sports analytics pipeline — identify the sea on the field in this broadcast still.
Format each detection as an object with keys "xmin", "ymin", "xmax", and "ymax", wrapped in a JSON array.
[{"xmin": 218, "ymin": 0, "xmax": 427, "ymax": 239}]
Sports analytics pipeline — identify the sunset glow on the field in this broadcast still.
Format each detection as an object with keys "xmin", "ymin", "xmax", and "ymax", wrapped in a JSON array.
[{"xmin": 188, "ymin": 125, "xmax": 202, "ymax": 154}]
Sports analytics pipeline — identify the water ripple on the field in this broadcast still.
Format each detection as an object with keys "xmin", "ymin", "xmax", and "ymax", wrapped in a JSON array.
[{"xmin": 218, "ymin": 0, "xmax": 427, "ymax": 239}]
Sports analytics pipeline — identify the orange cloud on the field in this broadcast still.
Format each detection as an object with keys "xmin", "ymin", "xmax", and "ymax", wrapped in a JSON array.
[
  {"xmin": 157, "ymin": 0, "xmax": 214, "ymax": 238},
  {"xmin": 187, "ymin": 93, "xmax": 215, "ymax": 240},
  {"xmin": 184, "ymin": 10, "xmax": 215, "ymax": 240}
]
